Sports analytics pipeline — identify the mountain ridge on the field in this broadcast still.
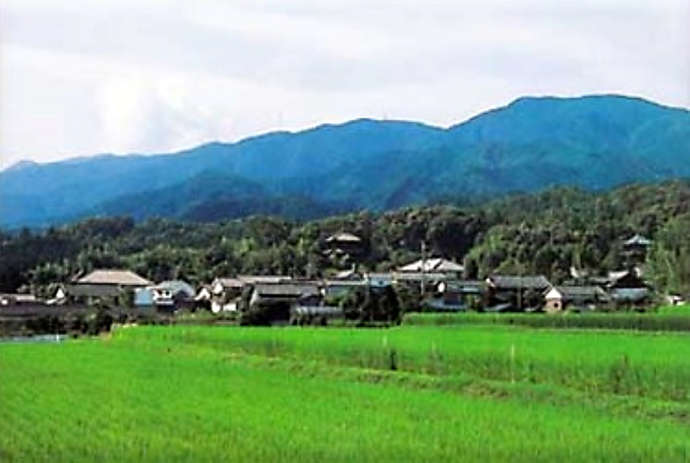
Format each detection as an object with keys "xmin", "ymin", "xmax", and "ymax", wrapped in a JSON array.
[{"xmin": 2, "ymin": 94, "xmax": 689, "ymax": 228}]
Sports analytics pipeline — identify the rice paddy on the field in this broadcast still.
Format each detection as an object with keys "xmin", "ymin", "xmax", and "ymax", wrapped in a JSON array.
[{"xmin": 2, "ymin": 323, "xmax": 690, "ymax": 461}]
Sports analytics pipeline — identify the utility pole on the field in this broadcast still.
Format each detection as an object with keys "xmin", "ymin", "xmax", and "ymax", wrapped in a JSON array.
[
  {"xmin": 421, "ymin": 241, "xmax": 427, "ymax": 297},
  {"xmin": 517, "ymin": 264, "xmax": 523, "ymax": 311}
]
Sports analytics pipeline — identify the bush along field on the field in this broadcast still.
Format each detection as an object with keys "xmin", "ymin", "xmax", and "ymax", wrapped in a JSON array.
[{"xmin": 2, "ymin": 323, "xmax": 690, "ymax": 462}]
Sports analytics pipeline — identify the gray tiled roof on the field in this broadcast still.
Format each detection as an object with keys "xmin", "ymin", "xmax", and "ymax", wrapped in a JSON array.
[
  {"xmin": 553, "ymin": 286, "xmax": 606, "ymax": 299},
  {"xmin": 66, "ymin": 284, "xmax": 122, "ymax": 297},
  {"xmin": 488, "ymin": 275, "xmax": 551, "ymax": 290},
  {"xmin": 254, "ymin": 284, "xmax": 320, "ymax": 297}
]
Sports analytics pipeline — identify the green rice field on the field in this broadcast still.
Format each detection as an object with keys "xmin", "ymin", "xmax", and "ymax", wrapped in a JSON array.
[
  {"xmin": 403, "ymin": 305, "xmax": 690, "ymax": 331},
  {"xmin": 2, "ymin": 323, "xmax": 690, "ymax": 461}
]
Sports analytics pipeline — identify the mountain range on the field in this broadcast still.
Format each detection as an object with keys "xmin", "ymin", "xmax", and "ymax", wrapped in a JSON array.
[{"xmin": 1, "ymin": 94, "xmax": 689, "ymax": 228}]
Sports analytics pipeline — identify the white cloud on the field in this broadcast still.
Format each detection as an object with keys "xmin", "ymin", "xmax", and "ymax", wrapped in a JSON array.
[{"xmin": 1, "ymin": 0, "xmax": 688, "ymax": 169}]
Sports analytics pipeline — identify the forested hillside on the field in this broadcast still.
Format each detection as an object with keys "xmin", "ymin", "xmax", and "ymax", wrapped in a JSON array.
[
  {"xmin": 1, "ymin": 95, "xmax": 689, "ymax": 227},
  {"xmin": 2, "ymin": 180, "xmax": 689, "ymax": 298}
]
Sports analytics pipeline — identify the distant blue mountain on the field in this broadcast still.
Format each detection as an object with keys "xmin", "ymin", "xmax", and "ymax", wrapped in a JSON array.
[{"xmin": 1, "ymin": 95, "xmax": 688, "ymax": 227}]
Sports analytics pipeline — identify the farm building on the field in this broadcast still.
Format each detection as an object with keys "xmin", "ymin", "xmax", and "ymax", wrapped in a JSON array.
[
  {"xmin": 212, "ymin": 277, "xmax": 243, "ymax": 294},
  {"xmin": 486, "ymin": 275, "xmax": 552, "ymax": 311},
  {"xmin": 323, "ymin": 279, "xmax": 367, "ymax": 298},
  {"xmin": 607, "ymin": 269, "xmax": 646, "ymax": 288},
  {"xmin": 394, "ymin": 272, "xmax": 450, "ymax": 292},
  {"xmin": 209, "ymin": 278, "xmax": 244, "ymax": 313},
  {"xmin": 605, "ymin": 270, "xmax": 650, "ymax": 304},
  {"xmin": 544, "ymin": 286, "xmax": 609, "ymax": 312},
  {"xmin": 248, "ymin": 283, "xmax": 322, "ymax": 323},
  {"xmin": 60, "ymin": 269, "xmax": 152, "ymax": 306},
  {"xmin": 422, "ymin": 280, "xmax": 484, "ymax": 311},
  {"xmin": 135, "ymin": 280, "xmax": 196, "ymax": 312},
  {"xmin": 208, "ymin": 275, "xmax": 299, "ymax": 313}
]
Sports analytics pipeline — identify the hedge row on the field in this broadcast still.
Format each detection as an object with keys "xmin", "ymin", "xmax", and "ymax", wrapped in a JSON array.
[{"xmin": 403, "ymin": 311, "xmax": 690, "ymax": 332}]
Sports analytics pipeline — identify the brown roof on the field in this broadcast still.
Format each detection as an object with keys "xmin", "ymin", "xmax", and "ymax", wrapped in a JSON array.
[{"xmin": 76, "ymin": 269, "xmax": 152, "ymax": 286}]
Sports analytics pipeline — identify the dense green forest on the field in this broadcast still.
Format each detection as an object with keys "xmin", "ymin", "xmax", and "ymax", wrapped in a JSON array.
[{"xmin": 2, "ymin": 180, "xmax": 690, "ymax": 298}]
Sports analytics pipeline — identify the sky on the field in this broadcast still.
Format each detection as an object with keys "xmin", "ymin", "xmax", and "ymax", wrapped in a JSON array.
[{"xmin": 1, "ymin": 0, "xmax": 689, "ymax": 169}]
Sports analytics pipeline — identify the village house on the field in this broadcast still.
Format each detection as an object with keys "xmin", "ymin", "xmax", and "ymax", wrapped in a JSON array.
[
  {"xmin": 249, "ymin": 283, "xmax": 322, "ymax": 324},
  {"xmin": 398, "ymin": 257, "xmax": 464, "ymax": 278},
  {"xmin": 207, "ymin": 277, "xmax": 244, "ymax": 313},
  {"xmin": 59, "ymin": 269, "xmax": 152, "ymax": 306},
  {"xmin": 544, "ymin": 286, "xmax": 609, "ymax": 312},
  {"xmin": 135, "ymin": 280, "xmax": 196, "ymax": 312},
  {"xmin": 323, "ymin": 279, "xmax": 367, "ymax": 298},
  {"xmin": 394, "ymin": 271, "xmax": 449, "ymax": 288},
  {"xmin": 427, "ymin": 280, "xmax": 485, "ymax": 311},
  {"xmin": 606, "ymin": 270, "xmax": 650, "ymax": 304},
  {"xmin": 485, "ymin": 275, "xmax": 552, "ymax": 311},
  {"xmin": 206, "ymin": 275, "xmax": 297, "ymax": 313}
]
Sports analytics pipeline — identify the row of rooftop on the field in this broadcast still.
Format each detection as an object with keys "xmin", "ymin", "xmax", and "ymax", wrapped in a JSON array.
[
  {"xmin": 1, "ymin": 232, "xmax": 670, "ymax": 317},
  {"xmin": 1, "ymin": 261, "xmax": 664, "ymax": 316}
]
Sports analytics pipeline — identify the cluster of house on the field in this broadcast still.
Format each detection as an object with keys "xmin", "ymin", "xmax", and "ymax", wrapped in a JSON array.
[{"xmin": 3, "ymin": 232, "xmax": 679, "ymax": 320}]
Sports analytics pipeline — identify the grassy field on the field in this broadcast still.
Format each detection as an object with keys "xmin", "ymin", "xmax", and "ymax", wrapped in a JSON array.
[
  {"xmin": 2, "ymin": 324, "xmax": 690, "ymax": 461},
  {"xmin": 124, "ymin": 324, "xmax": 690, "ymax": 401},
  {"xmin": 403, "ymin": 304, "xmax": 690, "ymax": 331}
]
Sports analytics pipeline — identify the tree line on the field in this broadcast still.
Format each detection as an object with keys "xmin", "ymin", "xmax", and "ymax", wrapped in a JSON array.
[{"xmin": 2, "ymin": 180, "xmax": 690, "ymax": 298}]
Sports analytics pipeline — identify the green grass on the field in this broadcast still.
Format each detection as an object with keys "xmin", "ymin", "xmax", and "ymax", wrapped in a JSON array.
[
  {"xmin": 658, "ymin": 303, "xmax": 690, "ymax": 315},
  {"xmin": 403, "ymin": 308, "xmax": 690, "ymax": 331},
  {"xmin": 118, "ymin": 324, "xmax": 690, "ymax": 402},
  {"xmin": 2, "ymin": 331, "xmax": 690, "ymax": 462}
]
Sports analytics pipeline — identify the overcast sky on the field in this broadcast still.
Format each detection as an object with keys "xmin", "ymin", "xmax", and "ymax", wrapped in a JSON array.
[{"xmin": 1, "ymin": 0, "xmax": 688, "ymax": 169}]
